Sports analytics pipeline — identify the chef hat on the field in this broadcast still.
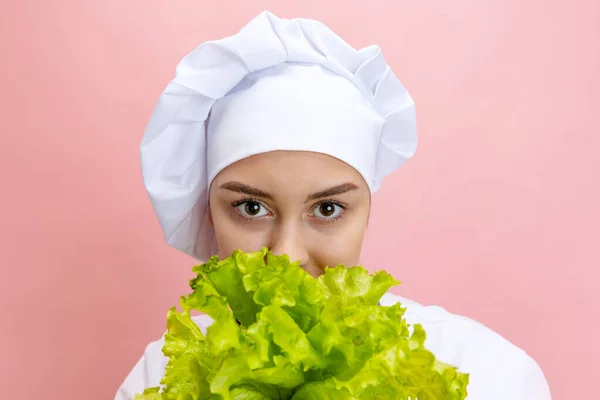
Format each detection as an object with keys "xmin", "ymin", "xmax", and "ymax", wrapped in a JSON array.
[{"xmin": 141, "ymin": 11, "xmax": 417, "ymax": 260}]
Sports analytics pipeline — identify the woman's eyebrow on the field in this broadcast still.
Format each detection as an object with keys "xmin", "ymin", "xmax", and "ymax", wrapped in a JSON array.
[
  {"xmin": 219, "ymin": 181, "xmax": 274, "ymax": 200},
  {"xmin": 306, "ymin": 183, "xmax": 359, "ymax": 201}
]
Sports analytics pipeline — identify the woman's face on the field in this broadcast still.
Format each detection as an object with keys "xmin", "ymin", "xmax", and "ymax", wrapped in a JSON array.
[{"xmin": 208, "ymin": 151, "xmax": 371, "ymax": 277}]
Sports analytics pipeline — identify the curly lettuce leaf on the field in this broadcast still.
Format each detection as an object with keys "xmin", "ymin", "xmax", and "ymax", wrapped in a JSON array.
[
  {"xmin": 193, "ymin": 252, "xmax": 264, "ymax": 327},
  {"xmin": 332, "ymin": 325, "xmax": 469, "ymax": 399},
  {"xmin": 318, "ymin": 266, "xmax": 399, "ymax": 307},
  {"xmin": 132, "ymin": 387, "xmax": 161, "ymax": 400},
  {"xmin": 132, "ymin": 248, "xmax": 469, "ymax": 400}
]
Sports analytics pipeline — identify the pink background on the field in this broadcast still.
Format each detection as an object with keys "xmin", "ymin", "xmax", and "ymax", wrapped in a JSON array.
[{"xmin": 1, "ymin": 1, "xmax": 598, "ymax": 398}]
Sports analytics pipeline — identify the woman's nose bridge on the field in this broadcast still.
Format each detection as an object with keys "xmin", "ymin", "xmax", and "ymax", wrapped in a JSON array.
[{"xmin": 269, "ymin": 218, "xmax": 308, "ymax": 264}]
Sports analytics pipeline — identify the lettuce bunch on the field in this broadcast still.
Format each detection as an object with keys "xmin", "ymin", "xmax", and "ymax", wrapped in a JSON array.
[{"xmin": 134, "ymin": 249, "xmax": 469, "ymax": 399}]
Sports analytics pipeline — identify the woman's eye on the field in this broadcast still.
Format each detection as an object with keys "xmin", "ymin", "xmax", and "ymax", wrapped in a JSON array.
[
  {"xmin": 312, "ymin": 202, "xmax": 344, "ymax": 219},
  {"xmin": 235, "ymin": 200, "xmax": 270, "ymax": 218}
]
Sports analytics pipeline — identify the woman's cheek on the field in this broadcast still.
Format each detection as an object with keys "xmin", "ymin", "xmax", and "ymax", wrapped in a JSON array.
[
  {"xmin": 216, "ymin": 223, "xmax": 271, "ymax": 258},
  {"xmin": 313, "ymin": 228, "xmax": 365, "ymax": 267}
]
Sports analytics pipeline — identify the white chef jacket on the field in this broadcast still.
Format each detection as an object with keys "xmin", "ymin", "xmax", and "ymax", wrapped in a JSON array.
[{"xmin": 115, "ymin": 293, "xmax": 552, "ymax": 399}]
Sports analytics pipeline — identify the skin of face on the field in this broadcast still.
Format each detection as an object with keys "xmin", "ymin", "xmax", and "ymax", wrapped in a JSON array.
[{"xmin": 208, "ymin": 150, "xmax": 371, "ymax": 277}]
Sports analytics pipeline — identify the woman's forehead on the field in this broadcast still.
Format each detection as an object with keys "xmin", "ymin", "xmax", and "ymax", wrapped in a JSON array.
[{"xmin": 213, "ymin": 150, "xmax": 369, "ymax": 195}]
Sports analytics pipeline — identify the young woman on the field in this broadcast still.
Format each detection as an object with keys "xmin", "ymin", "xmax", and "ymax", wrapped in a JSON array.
[{"xmin": 116, "ymin": 12, "xmax": 551, "ymax": 400}]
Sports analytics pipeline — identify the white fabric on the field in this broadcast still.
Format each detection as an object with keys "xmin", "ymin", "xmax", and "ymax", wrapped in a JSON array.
[
  {"xmin": 114, "ymin": 293, "xmax": 552, "ymax": 400},
  {"xmin": 206, "ymin": 63, "xmax": 384, "ymax": 191},
  {"xmin": 140, "ymin": 11, "xmax": 417, "ymax": 261}
]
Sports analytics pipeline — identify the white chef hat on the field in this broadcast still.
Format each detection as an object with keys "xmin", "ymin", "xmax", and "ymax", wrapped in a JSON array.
[{"xmin": 141, "ymin": 11, "xmax": 417, "ymax": 261}]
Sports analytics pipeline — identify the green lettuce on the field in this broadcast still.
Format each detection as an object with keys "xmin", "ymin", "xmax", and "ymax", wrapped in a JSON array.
[{"xmin": 134, "ymin": 248, "xmax": 469, "ymax": 400}]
